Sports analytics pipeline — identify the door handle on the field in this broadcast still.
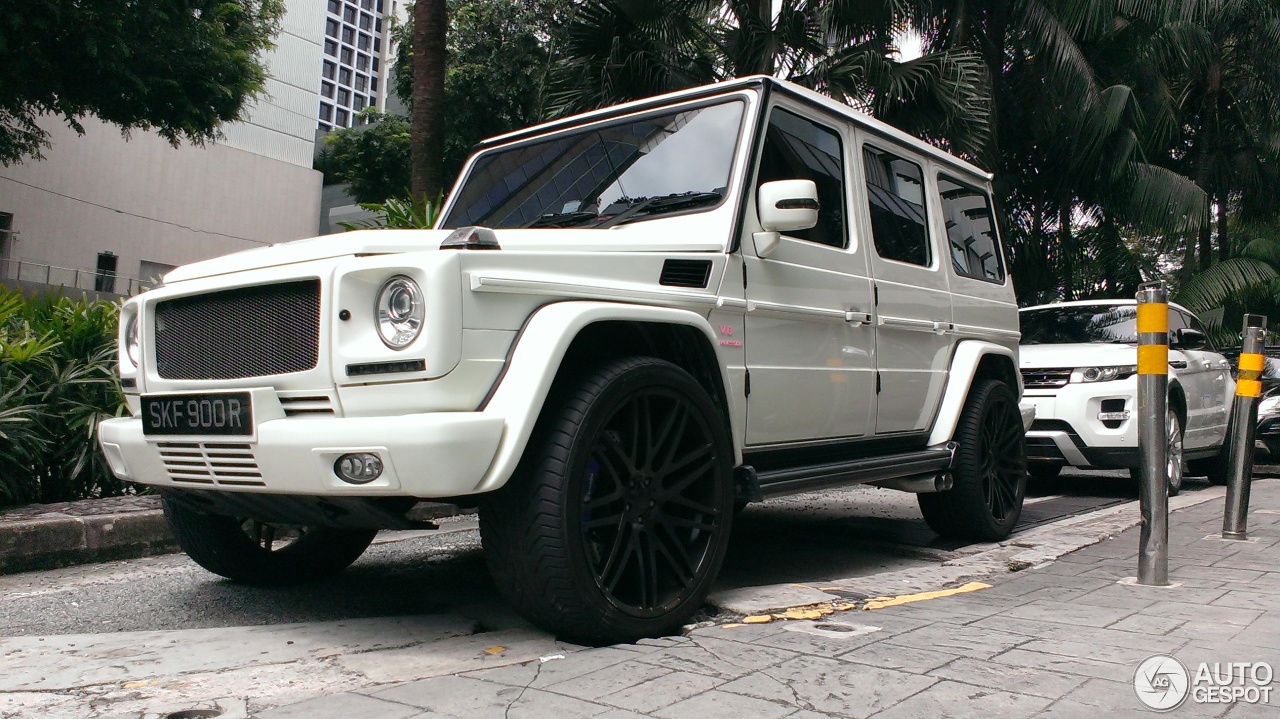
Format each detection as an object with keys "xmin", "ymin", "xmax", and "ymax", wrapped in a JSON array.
[
  {"xmin": 845, "ymin": 311, "xmax": 872, "ymax": 325},
  {"xmin": 1169, "ymin": 360, "xmax": 1188, "ymax": 369}
]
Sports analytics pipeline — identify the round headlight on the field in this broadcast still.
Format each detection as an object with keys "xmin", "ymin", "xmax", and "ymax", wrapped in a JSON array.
[
  {"xmin": 124, "ymin": 314, "xmax": 141, "ymax": 366},
  {"xmin": 376, "ymin": 275, "xmax": 424, "ymax": 349}
]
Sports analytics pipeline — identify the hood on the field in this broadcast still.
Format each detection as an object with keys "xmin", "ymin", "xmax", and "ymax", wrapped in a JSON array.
[
  {"xmin": 163, "ymin": 225, "xmax": 727, "ymax": 283},
  {"xmin": 1019, "ymin": 342, "xmax": 1137, "ymax": 369}
]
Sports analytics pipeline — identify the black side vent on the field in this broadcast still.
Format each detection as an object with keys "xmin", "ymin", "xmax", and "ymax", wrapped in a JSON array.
[{"xmin": 659, "ymin": 259, "xmax": 712, "ymax": 288}]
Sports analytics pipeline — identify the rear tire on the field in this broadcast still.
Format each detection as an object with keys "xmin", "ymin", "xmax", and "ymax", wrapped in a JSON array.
[
  {"xmin": 919, "ymin": 379, "xmax": 1026, "ymax": 541},
  {"xmin": 161, "ymin": 497, "xmax": 376, "ymax": 585},
  {"xmin": 480, "ymin": 357, "xmax": 734, "ymax": 646}
]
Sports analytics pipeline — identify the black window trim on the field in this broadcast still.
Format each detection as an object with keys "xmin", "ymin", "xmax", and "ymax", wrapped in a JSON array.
[
  {"xmin": 755, "ymin": 103, "xmax": 850, "ymax": 250},
  {"xmin": 862, "ymin": 141, "xmax": 933, "ymax": 269},
  {"xmin": 936, "ymin": 172, "xmax": 1006, "ymax": 285}
]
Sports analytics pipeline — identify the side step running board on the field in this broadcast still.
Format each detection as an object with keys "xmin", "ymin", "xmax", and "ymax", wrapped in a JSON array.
[{"xmin": 736, "ymin": 443, "xmax": 956, "ymax": 502}]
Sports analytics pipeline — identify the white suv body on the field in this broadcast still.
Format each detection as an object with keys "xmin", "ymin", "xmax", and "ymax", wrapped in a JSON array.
[
  {"xmin": 99, "ymin": 77, "xmax": 1025, "ymax": 643},
  {"xmin": 1020, "ymin": 300, "xmax": 1233, "ymax": 488}
]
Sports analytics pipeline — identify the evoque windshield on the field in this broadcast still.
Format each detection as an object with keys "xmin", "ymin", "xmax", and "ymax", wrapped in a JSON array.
[
  {"xmin": 1020, "ymin": 305, "xmax": 1138, "ymax": 344},
  {"xmin": 441, "ymin": 100, "xmax": 746, "ymax": 229}
]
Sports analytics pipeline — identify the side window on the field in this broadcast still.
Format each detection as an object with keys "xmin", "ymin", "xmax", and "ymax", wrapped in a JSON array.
[
  {"xmin": 756, "ymin": 108, "xmax": 846, "ymax": 248},
  {"xmin": 1180, "ymin": 311, "xmax": 1217, "ymax": 351},
  {"xmin": 938, "ymin": 175, "xmax": 1004, "ymax": 282},
  {"xmin": 863, "ymin": 145, "xmax": 929, "ymax": 265}
]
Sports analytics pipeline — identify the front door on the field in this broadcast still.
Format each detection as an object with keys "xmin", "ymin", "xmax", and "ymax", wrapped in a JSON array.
[{"xmin": 742, "ymin": 105, "xmax": 876, "ymax": 445}]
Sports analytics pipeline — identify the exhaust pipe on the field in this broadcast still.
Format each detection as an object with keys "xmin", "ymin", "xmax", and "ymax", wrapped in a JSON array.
[{"xmin": 873, "ymin": 472, "xmax": 953, "ymax": 493}]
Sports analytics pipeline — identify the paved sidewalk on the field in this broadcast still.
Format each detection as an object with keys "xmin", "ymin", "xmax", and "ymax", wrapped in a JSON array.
[
  {"xmin": 0, "ymin": 495, "xmax": 173, "ymax": 574},
  {"xmin": 258, "ymin": 479, "xmax": 1280, "ymax": 719}
]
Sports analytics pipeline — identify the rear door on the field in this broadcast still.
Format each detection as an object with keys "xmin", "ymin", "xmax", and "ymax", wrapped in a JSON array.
[{"xmin": 855, "ymin": 139, "xmax": 953, "ymax": 434}]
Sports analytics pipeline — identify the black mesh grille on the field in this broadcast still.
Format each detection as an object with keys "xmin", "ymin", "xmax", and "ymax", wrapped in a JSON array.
[
  {"xmin": 660, "ymin": 259, "xmax": 712, "ymax": 288},
  {"xmin": 154, "ymin": 280, "xmax": 320, "ymax": 380}
]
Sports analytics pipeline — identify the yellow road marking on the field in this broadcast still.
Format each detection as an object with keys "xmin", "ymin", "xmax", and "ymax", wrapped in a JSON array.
[{"xmin": 862, "ymin": 581, "xmax": 992, "ymax": 610}]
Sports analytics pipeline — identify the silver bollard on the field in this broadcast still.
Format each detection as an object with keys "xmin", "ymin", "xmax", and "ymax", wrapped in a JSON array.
[
  {"xmin": 1223, "ymin": 314, "xmax": 1269, "ymax": 540},
  {"xmin": 1136, "ymin": 282, "xmax": 1170, "ymax": 586}
]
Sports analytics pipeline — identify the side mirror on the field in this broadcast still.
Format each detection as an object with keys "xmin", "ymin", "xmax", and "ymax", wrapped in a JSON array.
[
  {"xmin": 1172, "ymin": 327, "xmax": 1207, "ymax": 350},
  {"xmin": 758, "ymin": 180, "xmax": 819, "ymax": 233}
]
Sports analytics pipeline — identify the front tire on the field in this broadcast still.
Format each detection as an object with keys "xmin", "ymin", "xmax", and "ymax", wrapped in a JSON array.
[
  {"xmin": 480, "ymin": 357, "xmax": 734, "ymax": 645},
  {"xmin": 1129, "ymin": 409, "xmax": 1185, "ymax": 496},
  {"xmin": 918, "ymin": 379, "xmax": 1027, "ymax": 541},
  {"xmin": 161, "ymin": 497, "xmax": 376, "ymax": 585}
]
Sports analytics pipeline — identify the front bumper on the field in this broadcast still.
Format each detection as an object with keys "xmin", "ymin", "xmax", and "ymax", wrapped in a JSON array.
[
  {"xmin": 98, "ymin": 408, "xmax": 505, "ymax": 498},
  {"xmin": 1023, "ymin": 380, "xmax": 1138, "ymax": 469}
]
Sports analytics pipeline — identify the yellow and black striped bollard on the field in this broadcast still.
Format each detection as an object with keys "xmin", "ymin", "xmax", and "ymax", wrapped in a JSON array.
[
  {"xmin": 1136, "ymin": 282, "xmax": 1169, "ymax": 586},
  {"xmin": 1223, "ymin": 314, "xmax": 1269, "ymax": 540}
]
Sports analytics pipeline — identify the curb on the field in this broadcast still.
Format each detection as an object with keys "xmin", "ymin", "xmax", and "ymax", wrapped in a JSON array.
[
  {"xmin": 0, "ymin": 497, "xmax": 463, "ymax": 576},
  {"xmin": 0, "ymin": 506, "xmax": 176, "ymax": 575}
]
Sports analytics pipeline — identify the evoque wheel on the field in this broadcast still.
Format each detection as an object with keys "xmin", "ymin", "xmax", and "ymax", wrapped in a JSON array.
[
  {"xmin": 480, "ymin": 357, "xmax": 734, "ymax": 645},
  {"xmin": 918, "ymin": 379, "xmax": 1027, "ymax": 541}
]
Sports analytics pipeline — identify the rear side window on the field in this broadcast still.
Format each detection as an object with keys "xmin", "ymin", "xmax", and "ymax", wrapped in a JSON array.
[
  {"xmin": 756, "ymin": 108, "xmax": 846, "ymax": 248},
  {"xmin": 863, "ymin": 146, "xmax": 929, "ymax": 265},
  {"xmin": 938, "ymin": 175, "xmax": 1004, "ymax": 282}
]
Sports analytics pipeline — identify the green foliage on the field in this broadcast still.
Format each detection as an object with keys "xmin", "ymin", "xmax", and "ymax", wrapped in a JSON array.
[
  {"xmin": 0, "ymin": 288, "xmax": 128, "ymax": 507},
  {"xmin": 394, "ymin": 0, "xmax": 567, "ymax": 181},
  {"xmin": 324, "ymin": 110, "xmax": 413, "ymax": 204},
  {"xmin": 0, "ymin": 0, "xmax": 284, "ymax": 166},
  {"xmin": 339, "ymin": 193, "xmax": 444, "ymax": 230}
]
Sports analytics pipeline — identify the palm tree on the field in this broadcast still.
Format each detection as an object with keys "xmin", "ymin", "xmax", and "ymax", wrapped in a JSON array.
[{"xmin": 410, "ymin": 0, "xmax": 448, "ymax": 203}]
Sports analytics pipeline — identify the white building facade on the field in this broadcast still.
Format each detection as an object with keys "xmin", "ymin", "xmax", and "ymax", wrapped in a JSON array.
[{"xmin": 0, "ymin": 0, "xmax": 396, "ymax": 297}]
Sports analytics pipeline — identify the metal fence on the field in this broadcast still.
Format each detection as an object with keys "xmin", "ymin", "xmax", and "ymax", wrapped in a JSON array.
[{"xmin": 0, "ymin": 258, "xmax": 156, "ymax": 297}]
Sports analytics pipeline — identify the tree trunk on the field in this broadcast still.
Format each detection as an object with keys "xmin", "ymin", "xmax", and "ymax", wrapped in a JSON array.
[
  {"xmin": 1217, "ymin": 195, "xmax": 1230, "ymax": 261},
  {"xmin": 1198, "ymin": 198, "xmax": 1213, "ymax": 271},
  {"xmin": 411, "ymin": 0, "xmax": 448, "ymax": 207},
  {"xmin": 1059, "ymin": 200, "xmax": 1074, "ymax": 301}
]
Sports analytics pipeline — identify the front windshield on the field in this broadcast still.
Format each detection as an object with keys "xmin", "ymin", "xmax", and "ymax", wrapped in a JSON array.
[
  {"xmin": 441, "ymin": 100, "xmax": 746, "ymax": 229},
  {"xmin": 1020, "ymin": 305, "xmax": 1138, "ymax": 344}
]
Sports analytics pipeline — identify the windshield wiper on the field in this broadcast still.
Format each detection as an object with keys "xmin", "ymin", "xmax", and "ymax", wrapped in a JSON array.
[
  {"xmin": 597, "ymin": 191, "xmax": 723, "ymax": 228},
  {"xmin": 524, "ymin": 211, "xmax": 600, "ymax": 229}
]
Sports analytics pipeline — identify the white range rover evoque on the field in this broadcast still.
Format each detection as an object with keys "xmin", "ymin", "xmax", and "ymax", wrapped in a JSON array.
[
  {"xmin": 99, "ymin": 76, "xmax": 1027, "ymax": 644},
  {"xmin": 1020, "ymin": 300, "xmax": 1234, "ymax": 493}
]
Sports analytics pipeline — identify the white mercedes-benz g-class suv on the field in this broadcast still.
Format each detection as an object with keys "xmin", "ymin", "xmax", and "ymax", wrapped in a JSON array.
[{"xmin": 99, "ymin": 76, "xmax": 1025, "ymax": 644}]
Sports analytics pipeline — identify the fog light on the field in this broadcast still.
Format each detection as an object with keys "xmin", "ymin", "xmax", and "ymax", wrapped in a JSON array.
[{"xmin": 335, "ymin": 453, "xmax": 384, "ymax": 484}]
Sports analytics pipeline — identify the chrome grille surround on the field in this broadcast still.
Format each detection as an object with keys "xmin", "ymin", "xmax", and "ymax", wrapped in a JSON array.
[
  {"xmin": 153, "ymin": 279, "xmax": 321, "ymax": 380},
  {"xmin": 1021, "ymin": 367, "xmax": 1072, "ymax": 389}
]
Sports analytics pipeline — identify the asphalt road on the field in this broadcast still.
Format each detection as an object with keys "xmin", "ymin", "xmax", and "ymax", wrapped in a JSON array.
[{"xmin": 0, "ymin": 466, "xmax": 1223, "ymax": 638}]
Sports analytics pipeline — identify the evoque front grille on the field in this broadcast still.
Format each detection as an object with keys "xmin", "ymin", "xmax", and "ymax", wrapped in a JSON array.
[{"xmin": 153, "ymin": 279, "xmax": 321, "ymax": 380}]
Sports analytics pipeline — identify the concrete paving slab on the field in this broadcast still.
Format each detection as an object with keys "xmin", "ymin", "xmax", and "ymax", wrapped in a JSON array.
[{"xmin": 867, "ymin": 679, "xmax": 1052, "ymax": 719}]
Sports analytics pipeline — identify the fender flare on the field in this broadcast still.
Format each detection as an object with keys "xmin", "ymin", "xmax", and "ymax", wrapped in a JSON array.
[
  {"xmin": 475, "ymin": 301, "xmax": 737, "ymax": 493},
  {"xmin": 927, "ymin": 340, "xmax": 1020, "ymax": 447}
]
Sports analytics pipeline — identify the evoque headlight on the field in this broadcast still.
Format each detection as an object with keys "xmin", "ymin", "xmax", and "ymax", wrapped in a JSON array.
[
  {"xmin": 375, "ymin": 275, "xmax": 424, "ymax": 349},
  {"xmin": 1260, "ymin": 394, "xmax": 1280, "ymax": 416},
  {"xmin": 1073, "ymin": 365, "xmax": 1137, "ymax": 383},
  {"xmin": 124, "ymin": 314, "xmax": 141, "ymax": 366}
]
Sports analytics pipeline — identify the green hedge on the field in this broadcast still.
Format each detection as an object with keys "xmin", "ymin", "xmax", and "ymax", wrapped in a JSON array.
[{"xmin": 0, "ymin": 287, "xmax": 128, "ymax": 507}]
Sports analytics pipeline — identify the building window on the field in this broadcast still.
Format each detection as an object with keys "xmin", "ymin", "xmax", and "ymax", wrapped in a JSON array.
[
  {"xmin": 356, "ymin": 53, "xmax": 369, "ymax": 71},
  {"xmin": 95, "ymin": 252, "xmax": 118, "ymax": 294},
  {"xmin": 320, "ymin": 103, "xmax": 334, "ymax": 122},
  {"xmin": 324, "ymin": 39, "xmax": 338, "ymax": 56},
  {"xmin": 322, "ymin": 61, "xmax": 336, "ymax": 80},
  {"xmin": 325, "ymin": 19, "xmax": 339, "ymax": 38},
  {"xmin": 375, "ymin": 17, "xmax": 382, "ymax": 32},
  {"xmin": 340, "ymin": 46, "xmax": 353, "ymax": 64},
  {"xmin": 354, "ymin": 94, "xmax": 367, "ymax": 111},
  {"xmin": 357, "ymin": 33, "xmax": 371, "ymax": 50},
  {"xmin": 372, "ymin": 57, "xmax": 380, "ymax": 72},
  {"xmin": 328, "ymin": 0, "xmax": 340, "ymax": 13},
  {"xmin": 377, "ymin": 0, "xmax": 384, "ymax": 12},
  {"xmin": 355, "ymin": 74, "xmax": 368, "ymax": 92},
  {"xmin": 373, "ymin": 36, "xmax": 381, "ymax": 52},
  {"xmin": 361, "ymin": 0, "xmax": 372, "ymax": 9},
  {"xmin": 343, "ymin": 5, "xmax": 356, "ymax": 23},
  {"xmin": 341, "ymin": 26, "xmax": 355, "ymax": 44},
  {"xmin": 337, "ymin": 88, "xmax": 351, "ymax": 106},
  {"xmin": 336, "ymin": 108, "xmax": 349, "ymax": 126},
  {"xmin": 370, "ymin": 77, "xmax": 379, "ymax": 93},
  {"xmin": 360, "ymin": 13, "xmax": 372, "ymax": 30},
  {"xmin": 321, "ymin": 82, "xmax": 335, "ymax": 99},
  {"xmin": 339, "ymin": 67, "xmax": 352, "ymax": 85}
]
